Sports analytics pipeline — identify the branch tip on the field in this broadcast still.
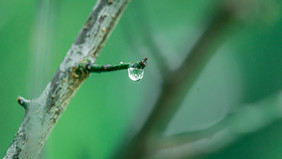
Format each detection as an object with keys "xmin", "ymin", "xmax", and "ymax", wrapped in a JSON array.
[
  {"xmin": 17, "ymin": 96, "xmax": 30, "ymax": 109},
  {"xmin": 139, "ymin": 57, "xmax": 148, "ymax": 69}
]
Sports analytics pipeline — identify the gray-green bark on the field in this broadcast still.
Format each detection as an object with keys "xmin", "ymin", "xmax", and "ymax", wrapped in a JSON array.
[{"xmin": 3, "ymin": 0, "xmax": 130, "ymax": 158}]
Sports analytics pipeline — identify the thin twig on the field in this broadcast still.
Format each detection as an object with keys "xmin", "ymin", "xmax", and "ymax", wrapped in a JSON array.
[
  {"xmin": 3, "ymin": 0, "xmax": 130, "ymax": 158},
  {"xmin": 86, "ymin": 58, "xmax": 148, "ymax": 73}
]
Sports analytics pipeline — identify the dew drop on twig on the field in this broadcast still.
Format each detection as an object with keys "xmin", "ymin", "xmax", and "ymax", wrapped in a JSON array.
[{"xmin": 128, "ymin": 67, "xmax": 144, "ymax": 82}]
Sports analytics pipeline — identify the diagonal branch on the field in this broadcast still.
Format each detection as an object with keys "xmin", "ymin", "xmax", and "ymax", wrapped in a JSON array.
[
  {"xmin": 3, "ymin": 0, "xmax": 130, "ymax": 158},
  {"xmin": 153, "ymin": 91, "xmax": 282, "ymax": 159}
]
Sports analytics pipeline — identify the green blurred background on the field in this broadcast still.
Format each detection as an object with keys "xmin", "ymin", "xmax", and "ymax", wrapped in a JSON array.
[{"xmin": 0, "ymin": 0, "xmax": 282, "ymax": 159}]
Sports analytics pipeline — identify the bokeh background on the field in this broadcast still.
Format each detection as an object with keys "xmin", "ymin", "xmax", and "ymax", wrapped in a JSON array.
[{"xmin": 0, "ymin": 0, "xmax": 282, "ymax": 159}]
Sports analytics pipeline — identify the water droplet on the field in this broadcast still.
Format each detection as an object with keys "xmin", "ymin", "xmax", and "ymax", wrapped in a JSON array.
[
  {"xmin": 120, "ymin": 61, "xmax": 123, "ymax": 64},
  {"xmin": 128, "ymin": 67, "xmax": 144, "ymax": 81}
]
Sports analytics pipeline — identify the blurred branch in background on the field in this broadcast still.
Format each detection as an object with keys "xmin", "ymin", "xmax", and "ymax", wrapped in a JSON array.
[
  {"xmin": 115, "ymin": 0, "xmax": 280, "ymax": 158},
  {"xmin": 153, "ymin": 91, "xmax": 282, "ymax": 159},
  {"xmin": 116, "ymin": 1, "xmax": 236, "ymax": 158}
]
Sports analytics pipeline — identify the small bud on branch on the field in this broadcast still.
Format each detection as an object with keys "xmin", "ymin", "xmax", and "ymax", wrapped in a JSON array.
[{"xmin": 17, "ymin": 96, "xmax": 30, "ymax": 109}]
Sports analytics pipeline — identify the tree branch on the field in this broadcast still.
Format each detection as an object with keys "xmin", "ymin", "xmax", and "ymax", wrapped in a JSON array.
[
  {"xmin": 3, "ymin": 0, "xmax": 130, "ymax": 158},
  {"xmin": 17, "ymin": 96, "xmax": 31, "ymax": 109}
]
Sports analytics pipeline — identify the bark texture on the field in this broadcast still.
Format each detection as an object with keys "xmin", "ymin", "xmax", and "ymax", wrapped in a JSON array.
[{"xmin": 3, "ymin": 0, "xmax": 130, "ymax": 158}]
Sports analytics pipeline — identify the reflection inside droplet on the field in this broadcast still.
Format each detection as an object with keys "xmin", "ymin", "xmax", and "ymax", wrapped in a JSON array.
[{"xmin": 128, "ymin": 67, "xmax": 144, "ymax": 81}]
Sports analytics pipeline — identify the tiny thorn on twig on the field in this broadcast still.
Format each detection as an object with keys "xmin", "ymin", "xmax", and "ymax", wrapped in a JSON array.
[
  {"xmin": 85, "ymin": 58, "xmax": 148, "ymax": 73},
  {"xmin": 17, "ymin": 96, "xmax": 30, "ymax": 109}
]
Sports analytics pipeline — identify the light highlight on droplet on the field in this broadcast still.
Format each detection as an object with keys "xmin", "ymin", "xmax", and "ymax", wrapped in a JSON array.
[{"xmin": 128, "ymin": 67, "xmax": 144, "ymax": 81}]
